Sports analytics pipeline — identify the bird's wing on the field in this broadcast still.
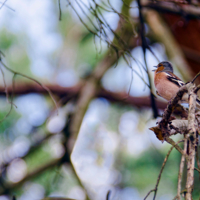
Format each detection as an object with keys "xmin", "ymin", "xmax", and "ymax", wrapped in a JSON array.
[{"xmin": 166, "ymin": 72, "xmax": 185, "ymax": 87}]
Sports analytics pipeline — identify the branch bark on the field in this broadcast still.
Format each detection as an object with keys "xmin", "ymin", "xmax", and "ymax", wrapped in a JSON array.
[
  {"xmin": 177, "ymin": 137, "xmax": 187, "ymax": 200},
  {"xmin": 0, "ymin": 83, "xmax": 167, "ymax": 109},
  {"xmin": 157, "ymin": 85, "xmax": 188, "ymax": 139},
  {"xmin": 0, "ymin": 158, "xmax": 62, "ymax": 194},
  {"xmin": 144, "ymin": 140, "xmax": 184, "ymax": 200},
  {"xmin": 185, "ymin": 84, "xmax": 198, "ymax": 199}
]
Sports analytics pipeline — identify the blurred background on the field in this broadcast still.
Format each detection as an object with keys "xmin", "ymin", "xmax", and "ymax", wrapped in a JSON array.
[{"xmin": 0, "ymin": 0, "xmax": 199, "ymax": 199}]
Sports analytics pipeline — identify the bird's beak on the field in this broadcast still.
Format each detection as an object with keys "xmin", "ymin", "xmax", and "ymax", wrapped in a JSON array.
[{"xmin": 152, "ymin": 66, "xmax": 157, "ymax": 72}]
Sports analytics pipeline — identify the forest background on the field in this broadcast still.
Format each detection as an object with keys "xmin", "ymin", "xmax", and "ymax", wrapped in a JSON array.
[{"xmin": 0, "ymin": 0, "xmax": 199, "ymax": 200}]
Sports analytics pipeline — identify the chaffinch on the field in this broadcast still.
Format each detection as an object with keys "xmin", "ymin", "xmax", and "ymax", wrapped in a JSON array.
[{"xmin": 153, "ymin": 61, "xmax": 200, "ymax": 107}]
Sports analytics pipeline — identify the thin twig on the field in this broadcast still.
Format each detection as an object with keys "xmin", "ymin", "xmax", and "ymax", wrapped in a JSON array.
[
  {"xmin": 191, "ymin": 71, "xmax": 200, "ymax": 83},
  {"xmin": 143, "ymin": 189, "xmax": 156, "ymax": 200},
  {"xmin": 194, "ymin": 84, "xmax": 200, "ymax": 94},
  {"xmin": 0, "ymin": 73, "xmax": 17, "ymax": 123},
  {"xmin": 172, "ymin": 195, "xmax": 178, "ymax": 200},
  {"xmin": 58, "ymin": 0, "xmax": 62, "ymax": 21},
  {"xmin": 69, "ymin": 0, "xmax": 137, "ymax": 146},
  {"xmin": 0, "ymin": 60, "xmax": 58, "ymax": 114},
  {"xmin": 69, "ymin": 0, "xmax": 152, "ymax": 91},
  {"xmin": 0, "ymin": 65, "xmax": 16, "ymax": 107},
  {"xmin": 0, "ymin": 0, "xmax": 14, "ymax": 11},
  {"xmin": 0, "ymin": 0, "xmax": 7, "ymax": 10},
  {"xmin": 144, "ymin": 139, "xmax": 184, "ymax": 200},
  {"xmin": 0, "ymin": 66, "xmax": 18, "ymax": 122},
  {"xmin": 137, "ymin": 0, "xmax": 158, "ymax": 118},
  {"xmin": 194, "ymin": 167, "xmax": 200, "ymax": 173},
  {"xmin": 165, "ymin": 137, "xmax": 188, "ymax": 160},
  {"xmin": 106, "ymin": 190, "xmax": 111, "ymax": 200},
  {"xmin": 177, "ymin": 136, "xmax": 187, "ymax": 200}
]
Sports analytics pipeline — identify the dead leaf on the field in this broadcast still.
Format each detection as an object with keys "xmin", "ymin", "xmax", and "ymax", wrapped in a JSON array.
[{"xmin": 149, "ymin": 126, "xmax": 164, "ymax": 142}]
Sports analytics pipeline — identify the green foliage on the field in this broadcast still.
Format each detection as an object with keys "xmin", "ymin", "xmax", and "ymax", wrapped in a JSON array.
[
  {"xmin": 8, "ymin": 47, "xmax": 31, "ymax": 76},
  {"xmin": 117, "ymin": 147, "xmax": 180, "ymax": 197},
  {"xmin": 25, "ymin": 143, "xmax": 53, "ymax": 172},
  {"xmin": 33, "ymin": 168, "xmax": 61, "ymax": 196},
  {"xmin": 0, "ymin": 29, "xmax": 15, "ymax": 50},
  {"xmin": 0, "ymin": 1, "xmax": 198, "ymax": 200}
]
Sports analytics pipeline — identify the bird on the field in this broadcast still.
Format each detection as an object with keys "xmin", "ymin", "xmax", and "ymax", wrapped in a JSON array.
[{"xmin": 153, "ymin": 61, "xmax": 200, "ymax": 107}]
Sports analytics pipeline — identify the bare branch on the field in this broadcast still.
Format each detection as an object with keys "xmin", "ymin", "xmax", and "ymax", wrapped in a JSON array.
[
  {"xmin": 143, "ymin": 189, "xmax": 156, "ymax": 200},
  {"xmin": 0, "ymin": 61, "xmax": 58, "ymax": 114},
  {"xmin": 165, "ymin": 137, "xmax": 188, "ymax": 160},
  {"xmin": 58, "ymin": 0, "xmax": 62, "ymax": 21},
  {"xmin": 0, "ymin": 0, "xmax": 7, "ymax": 10},
  {"xmin": 191, "ymin": 71, "xmax": 200, "ymax": 83},
  {"xmin": 0, "ymin": 158, "xmax": 62, "ymax": 194},
  {"xmin": 68, "ymin": 0, "xmax": 141, "ymax": 152},
  {"xmin": 194, "ymin": 167, "xmax": 200, "ymax": 173},
  {"xmin": 185, "ymin": 84, "xmax": 198, "ymax": 199},
  {"xmin": 137, "ymin": 0, "xmax": 158, "ymax": 118},
  {"xmin": 177, "ymin": 137, "xmax": 187, "ymax": 199},
  {"xmin": 157, "ymin": 85, "xmax": 188, "ymax": 139},
  {"xmin": 144, "ymin": 140, "xmax": 184, "ymax": 200},
  {"xmin": 0, "ymin": 82, "xmax": 167, "ymax": 109}
]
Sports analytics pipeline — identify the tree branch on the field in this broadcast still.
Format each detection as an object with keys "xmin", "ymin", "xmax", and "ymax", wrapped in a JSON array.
[
  {"xmin": 157, "ymin": 85, "xmax": 188, "ymax": 139},
  {"xmin": 185, "ymin": 84, "xmax": 197, "ymax": 199},
  {"xmin": 177, "ymin": 137, "xmax": 187, "ymax": 200},
  {"xmin": 0, "ymin": 83, "xmax": 167, "ymax": 109},
  {"xmin": 137, "ymin": 0, "xmax": 158, "ymax": 118},
  {"xmin": 165, "ymin": 137, "xmax": 188, "ymax": 160},
  {"xmin": 68, "ymin": 0, "xmax": 145, "ymax": 152},
  {"xmin": 144, "ymin": 139, "xmax": 184, "ymax": 200},
  {"xmin": 0, "ymin": 158, "xmax": 62, "ymax": 195}
]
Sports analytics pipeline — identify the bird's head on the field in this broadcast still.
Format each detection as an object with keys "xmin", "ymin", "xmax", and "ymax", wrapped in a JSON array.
[{"xmin": 152, "ymin": 61, "xmax": 173, "ymax": 73}]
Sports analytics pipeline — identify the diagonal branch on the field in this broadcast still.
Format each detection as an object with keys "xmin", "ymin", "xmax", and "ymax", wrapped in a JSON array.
[
  {"xmin": 0, "ymin": 158, "xmax": 62, "ymax": 194},
  {"xmin": 144, "ymin": 139, "xmax": 184, "ymax": 200},
  {"xmin": 165, "ymin": 137, "xmax": 188, "ymax": 160},
  {"xmin": 68, "ymin": 0, "xmax": 142, "ymax": 152}
]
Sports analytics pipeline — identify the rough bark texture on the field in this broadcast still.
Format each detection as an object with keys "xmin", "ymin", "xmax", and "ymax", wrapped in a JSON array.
[
  {"xmin": 185, "ymin": 85, "xmax": 197, "ymax": 199},
  {"xmin": 177, "ymin": 137, "xmax": 187, "ymax": 200}
]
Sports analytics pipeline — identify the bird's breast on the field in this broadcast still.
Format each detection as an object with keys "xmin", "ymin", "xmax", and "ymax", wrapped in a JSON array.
[{"xmin": 154, "ymin": 72, "xmax": 180, "ymax": 101}]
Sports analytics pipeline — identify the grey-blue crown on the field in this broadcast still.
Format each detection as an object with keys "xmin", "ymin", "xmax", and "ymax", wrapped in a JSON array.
[{"xmin": 160, "ymin": 61, "xmax": 173, "ymax": 73}]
